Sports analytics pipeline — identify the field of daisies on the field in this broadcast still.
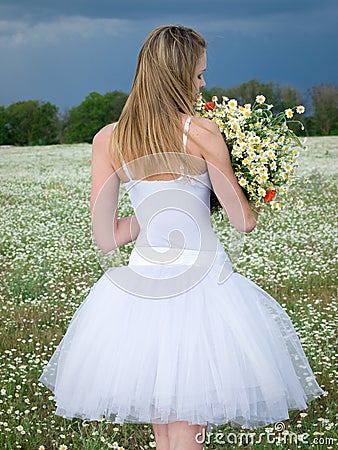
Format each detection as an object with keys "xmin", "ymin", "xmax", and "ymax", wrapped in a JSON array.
[{"xmin": 0, "ymin": 137, "xmax": 337, "ymax": 450}]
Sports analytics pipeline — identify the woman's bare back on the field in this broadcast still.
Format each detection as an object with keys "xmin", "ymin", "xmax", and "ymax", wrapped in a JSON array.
[{"xmin": 107, "ymin": 113, "xmax": 208, "ymax": 183}]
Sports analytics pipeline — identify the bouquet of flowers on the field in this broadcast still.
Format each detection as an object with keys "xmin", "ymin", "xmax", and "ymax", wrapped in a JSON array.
[{"xmin": 194, "ymin": 93, "xmax": 307, "ymax": 214}]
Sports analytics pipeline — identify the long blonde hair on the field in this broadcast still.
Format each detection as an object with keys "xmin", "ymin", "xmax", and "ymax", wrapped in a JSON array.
[{"xmin": 109, "ymin": 25, "xmax": 207, "ymax": 179}]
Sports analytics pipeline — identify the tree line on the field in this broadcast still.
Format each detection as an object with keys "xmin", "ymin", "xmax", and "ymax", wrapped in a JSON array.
[{"xmin": 0, "ymin": 80, "xmax": 337, "ymax": 146}]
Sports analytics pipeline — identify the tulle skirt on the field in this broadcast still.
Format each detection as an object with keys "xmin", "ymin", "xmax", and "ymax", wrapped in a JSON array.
[{"xmin": 38, "ymin": 245, "xmax": 324, "ymax": 431}]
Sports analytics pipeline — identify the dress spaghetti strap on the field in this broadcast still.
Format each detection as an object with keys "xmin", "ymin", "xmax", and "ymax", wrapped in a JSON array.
[
  {"xmin": 183, "ymin": 115, "xmax": 191, "ymax": 154},
  {"xmin": 121, "ymin": 157, "xmax": 134, "ymax": 181}
]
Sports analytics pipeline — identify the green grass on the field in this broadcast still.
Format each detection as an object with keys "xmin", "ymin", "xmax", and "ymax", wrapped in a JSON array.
[{"xmin": 0, "ymin": 137, "xmax": 337, "ymax": 449}]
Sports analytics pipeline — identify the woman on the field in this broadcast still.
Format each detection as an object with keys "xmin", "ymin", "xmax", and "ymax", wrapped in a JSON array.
[{"xmin": 39, "ymin": 25, "xmax": 324, "ymax": 450}]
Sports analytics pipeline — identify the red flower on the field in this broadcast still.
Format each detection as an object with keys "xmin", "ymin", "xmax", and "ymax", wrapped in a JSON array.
[
  {"xmin": 205, "ymin": 102, "xmax": 215, "ymax": 111},
  {"xmin": 264, "ymin": 190, "xmax": 276, "ymax": 202}
]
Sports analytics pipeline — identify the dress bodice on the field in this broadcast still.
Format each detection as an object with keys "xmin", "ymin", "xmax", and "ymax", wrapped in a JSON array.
[{"xmin": 118, "ymin": 116, "xmax": 224, "ymax": 261}]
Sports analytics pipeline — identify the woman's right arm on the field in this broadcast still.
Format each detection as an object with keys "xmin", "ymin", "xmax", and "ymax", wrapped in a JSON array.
[{"xmin": 196, "ymin": 118, "xmax": 259, "ymax": 233}]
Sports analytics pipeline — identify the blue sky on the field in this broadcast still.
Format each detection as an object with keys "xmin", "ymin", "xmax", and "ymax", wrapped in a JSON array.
[{"xmin": 1, "ymin": 0, "xmax": 337, "ymax": 112}]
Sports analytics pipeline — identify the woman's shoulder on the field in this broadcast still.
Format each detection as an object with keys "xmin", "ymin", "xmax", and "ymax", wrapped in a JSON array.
[
  {"xmin": 190, "ymin": 115, "xmax": 221, "ymax": 140},
  {"xmin": 92, "ymin": 122, "xmax": 117, "ymax": 145}
]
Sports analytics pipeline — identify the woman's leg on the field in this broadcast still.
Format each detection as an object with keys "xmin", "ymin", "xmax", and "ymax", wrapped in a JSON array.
[
  {"xmin": 168, "ymin": 421, "xmax": 207, "ymax": 450},
  {"xmin": 152, "ymin": 423, "xmax": 170, "ymax": 450}
]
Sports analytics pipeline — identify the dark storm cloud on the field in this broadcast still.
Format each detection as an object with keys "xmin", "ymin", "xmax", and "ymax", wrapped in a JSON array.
[
  {"xmin": 0, "ymin": 0, "xmax": 334, "ymax": 22},
  {"xmin": 0, "ymin": 0, "xmax": 337, "ymax": 109}
]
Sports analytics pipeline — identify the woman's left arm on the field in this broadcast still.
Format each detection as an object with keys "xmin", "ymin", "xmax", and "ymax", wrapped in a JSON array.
[{"xmin": 90, "ymin": 124, "xmax": 140, "ymax": 254}]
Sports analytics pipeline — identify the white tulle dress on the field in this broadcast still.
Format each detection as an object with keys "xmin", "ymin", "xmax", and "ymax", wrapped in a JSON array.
[{"xmin": 38, "ymin": 116, "xmax": 324, "ymax": 432}]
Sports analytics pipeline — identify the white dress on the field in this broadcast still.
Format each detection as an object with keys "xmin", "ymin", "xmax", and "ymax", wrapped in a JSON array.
[{"xmin": 38, "ymin": 116, "xmax": 324, "ymax": 432}]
